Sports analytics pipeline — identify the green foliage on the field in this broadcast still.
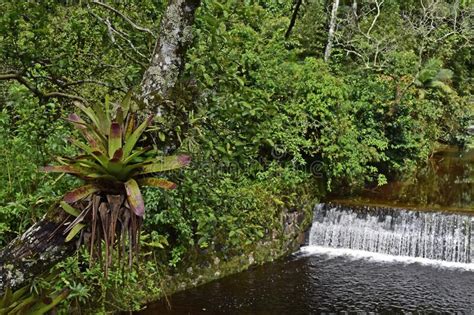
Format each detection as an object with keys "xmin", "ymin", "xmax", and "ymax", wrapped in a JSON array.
[
  {"xmin": 0, "ymin": 85, "xmax": 77, "ymax": 245},
  {"xmin": 142, "ymin": 160, "xmax": 317, "ymax": 267}
]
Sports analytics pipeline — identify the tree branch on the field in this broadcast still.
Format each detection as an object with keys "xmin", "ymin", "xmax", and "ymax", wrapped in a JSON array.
[
  {"xmin": 63, "ymin": 79, "xmax": 126, "ymax": 93},
  {"xmin": 285, "ymin": 0, "xmax": 303, "ymax": 39},
  {"xmin": 366, "ymin": 0, "xmax": 384, "ymax": 37},
  {"xmin": 88, "ymin": 8, "xmax": 148, "ymax": 67},
  {"xmin": 0, "ymin": 72, "xmax": 87, "ymax": 103},
  {"xmin": 91, "ymin": 1, "xmax": 156, "ymax": 37}
]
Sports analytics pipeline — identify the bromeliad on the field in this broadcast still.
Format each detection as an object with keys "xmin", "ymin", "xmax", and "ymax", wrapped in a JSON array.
[{"xmin": 41, "ymin": 91, "xmax": 190, "ymax": 273}]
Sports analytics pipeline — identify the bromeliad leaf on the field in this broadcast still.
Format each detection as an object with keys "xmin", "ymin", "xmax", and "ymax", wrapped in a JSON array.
[
  {"xmin": 120, "ymin": 89, "xmax": 133, "ymax": 118},
  {"xmin": 40, "ymin": 165, "xmax": 84, "ymax": 174},
  {"xmin": 64, "ymin": 185, "xmax": 99, "ymax": 203},
  {"xmin": 108, "ymin": 122, "xmax": 122, "ymax": 158},
  {"xmin": 124, "ymin": 178, "xmax": 145, "ymax": 217},
  {"xmin": 138, "ymin": 155, "xmax": 191, "ymax": 174},
  {"xmin": 65, "ymin": 223, "xmax": 86, "ymax": 242},
  {"xmin": 60, "ymin": 201, "xmax": 81, "ymax": 217},
  {"xmin": 137, "ymin": 178, "xmax": 177, "ymax": 190},
  {"xmin": 122, "ymin": 115, "xmax": 153, "ymax": 158}
]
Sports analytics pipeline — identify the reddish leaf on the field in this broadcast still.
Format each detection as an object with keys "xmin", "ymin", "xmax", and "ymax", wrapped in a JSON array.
[
  {"xmin": 64, "ymin": 185, "xmax": 99, "ymax": 203},
  {"xmin": 108, "ymin": 122, "xmax": 122, "ymax": 158},
  {"xmin": 124, "ymin": 179, "xmax": 145, "ymax": 217},
  {"xmin": 40, "ymin": 165, "xmax": 83, "ymax": 174},
  {"xmin": 66, "ymin": 113, "xmax": 86, "ymax": 128},
  {"xmin": 112, "ymin": 148, "xmax": 124, "ymax": 161}
]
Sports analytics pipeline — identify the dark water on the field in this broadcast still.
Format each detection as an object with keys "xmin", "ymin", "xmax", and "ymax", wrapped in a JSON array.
[{"xmin": 143, "ymin": 251, "xmax": 474, "ymax": 314}]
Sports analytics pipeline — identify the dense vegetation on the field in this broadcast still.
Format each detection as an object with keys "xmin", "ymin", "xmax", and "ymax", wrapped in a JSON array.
[{"xmin": 0, "ymin": 0, "xmax": 472, "ymax": 311}]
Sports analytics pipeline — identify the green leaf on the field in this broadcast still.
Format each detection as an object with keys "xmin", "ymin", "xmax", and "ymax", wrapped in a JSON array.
[
  {"xmin": 92, "ymin": 101, "xmax": 110, "ymax": 136},
  {"xmin": 123, "ymin": 146, "xmax": 152, "ymax": 164},
  {"xmin": 60, "ymin": 201, "xmax": 81, "ymax": 217},
  {"xmin": 29, "ymin": 289, "xmax": 70, "ymax": 314},
  {"xmin": 124, "ymin": 113, "xmax": 136, "ymax": 140},
  {"xmin": 1, "ymin": 287, "xmax": 12, "ymax": 308},
  {"xmin": 65, "ymin": 223, "xmax": 85, "ymax": 242},
  {"xmin": 121, "ymin": 89, "xmax": 133, "ymax": 117},
  {"xmin": 66, "ymin": 113, "xmax": 107, "ymax": 152},
  {"xmin": 158, "ymin": 132, "xmax": 166, "ymax": 142},
  {"xmin": 122, "ymin": 115, "xmax": 153, "ymax": 158},
  {"xmin": 137, "ymin": 177, "xmax": 177, "ymax": 189},
  {"xmin": 74, "ymin": 102, "xmax": 101, "ymax": 130},
  {"xmin": 64, "ymin": 185, "xmax": 99, "ymax": 203},
  {"xmin": 138, "ymin": 155, "xmax": 191, "ymax": 175},
  {"xmin": 124, "ymin": 178, "xmax": 145, "ymax": 217},
  {"xmin": 70, "ymin": 139, "xmax": 109, "ymax": 168}
]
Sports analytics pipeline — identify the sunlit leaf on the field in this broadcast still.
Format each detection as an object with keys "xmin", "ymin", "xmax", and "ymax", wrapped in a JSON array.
[
  {"xmin": 124, "ymin": 178, "xmax": 145, "ymax": 217},
  {"xmin": 137, "ymin": 178, "xmax": 177, "ymax": 189},
  {"xmin": 65, "ymin": 223, "xmax": 85, "ymax": 242},
  {"xmin": 138, "ymin": 155, "xmax": 191, "ymax": 174},
  {"xmin": 60, "ymin": 201, "xmax": 81, "ymax": 217}
]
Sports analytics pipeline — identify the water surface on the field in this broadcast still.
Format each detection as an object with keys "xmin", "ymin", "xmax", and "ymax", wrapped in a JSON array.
[{"xmin": 143, "ymin": 249, "xmax": 474, "ymax": 314}]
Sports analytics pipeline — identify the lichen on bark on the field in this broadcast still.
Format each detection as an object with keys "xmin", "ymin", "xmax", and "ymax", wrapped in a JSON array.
[{"xmin": 140, "ymin": 0, "xmax": 200, "ymax": 113}]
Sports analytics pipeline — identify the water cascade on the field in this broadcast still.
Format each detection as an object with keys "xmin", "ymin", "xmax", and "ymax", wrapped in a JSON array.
[{"xmin": 308, "ymin": 203, "xmax": 474, "ymax": 263}]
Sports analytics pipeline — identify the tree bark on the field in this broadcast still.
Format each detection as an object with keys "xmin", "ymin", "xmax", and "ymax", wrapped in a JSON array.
[
  {"xmin": 0, "ymin": 206, "xmax": 75, "ymax": 294},
  {"xmin": 324, "ymin": 0, "xmax": 340, "ymax": 62},
  {"xmin": 0, "ymin": 0, "xmax": 201, "ymax": 294},
  {"xmin": 140, "ymin": 0, "xmax": 201, "ymax": 114},
  {"xmin": 285, "ymin": 0, "xmax": 303, "ymax": 39}
]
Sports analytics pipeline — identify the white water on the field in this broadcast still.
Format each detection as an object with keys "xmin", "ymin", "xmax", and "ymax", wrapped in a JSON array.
[
  {"xmin": 299, "ymin": 246, "xmax": 474, "ymax": 271},
  {"xmin": 306, "ymin": 204, "xmax": 474, "ymax": 266}
]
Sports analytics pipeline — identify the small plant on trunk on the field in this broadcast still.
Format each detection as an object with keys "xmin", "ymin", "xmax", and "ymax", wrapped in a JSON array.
[{"xmin": 41, "ymin": 92, "xmax": 190, "ymax": 275}]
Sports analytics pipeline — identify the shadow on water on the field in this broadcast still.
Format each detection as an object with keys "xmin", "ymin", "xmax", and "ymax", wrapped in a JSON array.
[{"xmin": 138, "ymin": 147, "xmax": 474, "ymax": 314}]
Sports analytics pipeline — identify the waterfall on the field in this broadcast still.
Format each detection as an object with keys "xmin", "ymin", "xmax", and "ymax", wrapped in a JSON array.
[{"xmin": 308, "ymin": 203, "xmax": 474, "ymax": 263}]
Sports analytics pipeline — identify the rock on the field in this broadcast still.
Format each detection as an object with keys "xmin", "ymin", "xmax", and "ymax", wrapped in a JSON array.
[{"xmin": 248, "ymin": 253, "xmax": 255, "ymax": 265}]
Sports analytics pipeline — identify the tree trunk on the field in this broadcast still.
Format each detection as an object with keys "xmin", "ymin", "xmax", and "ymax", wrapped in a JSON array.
[
  {"xmin": 324, "ymin": 0, "xmax": 339, "ymax": 62},
  {"xmin": 140, "ymin": 0, "xmax": 201, "ymax": 114},
  {"xmin": 0, "ymin": 206, "xmax": 75, "ymax": 294},
  {"xmin": 0, "ymin": 0, "xmax": 201, "ymax": 294}
]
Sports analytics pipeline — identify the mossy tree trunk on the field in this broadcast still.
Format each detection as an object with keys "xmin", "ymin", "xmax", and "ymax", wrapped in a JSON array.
[
  {"xmin": 0, "ymin": 0, "xmax": 201, "ymax": 294},
  {"xmin": 140, "ymin": 0, "xmax": 201, "ymax": 114},
  {"xmin": 0, "ymin": 207, "xmax": 75, "ymax": 293}
]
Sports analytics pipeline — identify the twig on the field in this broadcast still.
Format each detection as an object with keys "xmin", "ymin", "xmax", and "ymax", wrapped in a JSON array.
[
  {"xmin": 366, "ymin": 0, "xmax": 384, "ymax": 37},
  {"xmin": 91, "ymin": 1, "xmax": 156, "ymax": 37},
  {"xmin": 88, "ymin": 8, "xmax": 148, "ymax": 65},
  {"xmin": 0, "ymin": 72, "xmax": 87, "ymax": 103}
]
